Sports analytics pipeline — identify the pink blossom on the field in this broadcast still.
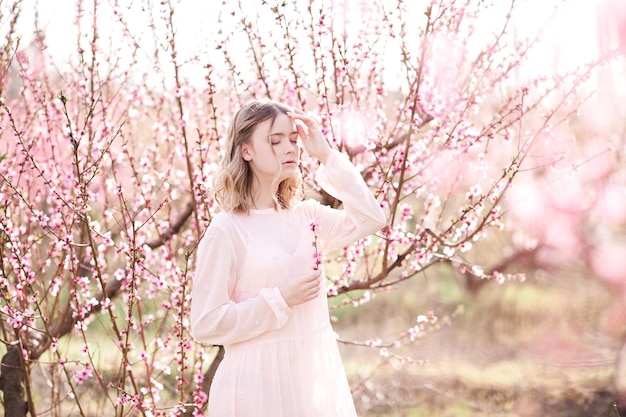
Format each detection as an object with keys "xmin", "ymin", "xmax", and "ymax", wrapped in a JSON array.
[{"xmin": 309, "ymin": 220, "xmax": 322, "ymax": 270}]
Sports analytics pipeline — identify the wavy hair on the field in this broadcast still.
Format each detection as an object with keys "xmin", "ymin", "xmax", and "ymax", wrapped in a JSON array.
[{"xmin": 213, "ymin": 99, "xmax": 302, "ymax": 213}]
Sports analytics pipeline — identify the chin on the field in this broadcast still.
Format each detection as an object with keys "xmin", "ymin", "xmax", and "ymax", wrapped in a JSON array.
[
  {"xmin": 279, "ymin": 170, "xmax": 298, "ymax": 181},
  {"xmin": 280, "ymin": 164, "xmax": 297, "ymax": 174}
]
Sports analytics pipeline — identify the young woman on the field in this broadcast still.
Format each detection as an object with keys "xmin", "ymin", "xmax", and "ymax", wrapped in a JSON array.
[{"xmin": 190, "ymin": 99, "xmax": 386, "ymax": 416}]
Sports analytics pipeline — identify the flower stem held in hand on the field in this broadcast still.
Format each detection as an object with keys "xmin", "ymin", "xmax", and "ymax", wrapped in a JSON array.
[{"xmin": 309, "ymin": 220, "xmax": 322, "ymax": 271}]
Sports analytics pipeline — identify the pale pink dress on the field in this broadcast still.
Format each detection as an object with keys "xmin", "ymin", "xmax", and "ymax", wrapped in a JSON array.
[{"xmin": 191, "ymin": 151, "xmax": 386, "ymax": 416}]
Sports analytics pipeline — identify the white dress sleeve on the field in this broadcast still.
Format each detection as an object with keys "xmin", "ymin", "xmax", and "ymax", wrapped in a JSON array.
[
  {"xmin": 308, "ymin": 150, "xmax": 387, "ymax": 253},
  {"xmin": 190, "ymin": 219, "xmax": 292, "ymax": 346}
]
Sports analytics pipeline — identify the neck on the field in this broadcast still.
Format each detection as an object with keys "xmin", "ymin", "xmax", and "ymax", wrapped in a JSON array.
[{"xmin": 250, "ymin": 179, "xmax": 279, "ymax": 210}]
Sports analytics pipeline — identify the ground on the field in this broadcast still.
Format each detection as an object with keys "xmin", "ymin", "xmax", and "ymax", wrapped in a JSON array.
[{"xmin": 333, "ymin": 266, "xmax": 625, "ymax": 416}]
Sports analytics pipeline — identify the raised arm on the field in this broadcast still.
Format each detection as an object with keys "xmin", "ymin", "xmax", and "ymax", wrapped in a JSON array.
[
  {"xmin": 306, "ymin": 150, "xmax": 387, "ymax": 253},
  {"xmin": 287, "ymin": 110, "xmax": 386, "ymax": 252}
]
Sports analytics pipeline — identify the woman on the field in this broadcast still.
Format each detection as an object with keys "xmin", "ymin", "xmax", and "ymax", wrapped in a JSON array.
[{"xmin": 190, "ymin": 99, "xmax": 386, "ymax": 416}]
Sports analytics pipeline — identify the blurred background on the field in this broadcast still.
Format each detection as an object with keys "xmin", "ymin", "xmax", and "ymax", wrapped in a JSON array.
[{"xmin": 1, "ymin": 0, "xmax": 626, "ymax": 416}]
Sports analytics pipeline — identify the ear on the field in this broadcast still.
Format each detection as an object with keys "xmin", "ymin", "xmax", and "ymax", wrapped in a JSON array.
[{"xmin": 241, "ymin": 144, "xmax": 252, "ymax": 161}]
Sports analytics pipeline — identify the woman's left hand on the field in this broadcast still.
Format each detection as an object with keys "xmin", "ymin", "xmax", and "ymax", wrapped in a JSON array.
[{"xmin": 287, "ymin": 109, "xmax": 332, "ymax": 164}]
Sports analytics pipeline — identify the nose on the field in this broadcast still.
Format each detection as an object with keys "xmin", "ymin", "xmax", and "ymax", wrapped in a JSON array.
[{"xmin": 286, "ymin": 140, "xmax": 298, "ymax": 154}]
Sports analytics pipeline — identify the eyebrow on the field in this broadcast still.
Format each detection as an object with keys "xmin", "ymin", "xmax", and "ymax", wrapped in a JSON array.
[{"xmin": 269, "ymin": 130, "xmax": 298, "ymax": 137}]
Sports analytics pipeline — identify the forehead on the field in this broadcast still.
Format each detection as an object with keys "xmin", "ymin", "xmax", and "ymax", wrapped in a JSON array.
[
  {"xmin": 250, "ymin": 113, "xmax": 295, "ymax": 142},
  {"xmin": 269, "ymin": 113, "xmax": 296, "ymax": 134},
  {"xmin": 252, "ymin": 113, "xmax": 295, "ymax": 136}
]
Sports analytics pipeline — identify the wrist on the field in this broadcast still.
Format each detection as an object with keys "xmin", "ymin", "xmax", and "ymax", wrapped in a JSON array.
[{"xmin": 318, "ymin": 150, "xmax": 332, "ymax": 165}]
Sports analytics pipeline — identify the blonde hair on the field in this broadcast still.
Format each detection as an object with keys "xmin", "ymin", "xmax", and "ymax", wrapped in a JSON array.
[{"xmin": 213, "ymin": 99, "xmax": 302, "ymax": 213}]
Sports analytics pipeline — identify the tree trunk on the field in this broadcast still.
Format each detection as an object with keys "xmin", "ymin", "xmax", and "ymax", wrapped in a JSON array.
[
  {"xmin": 183, "ymin": 345, "xmax": 224, "ymax": 417},
  {"xmin": 202, "ymin": 345, "xmax": 224, "ymax": 396},
  {"xmin": 0, "ymin": 345, "xmax": 28, "ymax": 417}
]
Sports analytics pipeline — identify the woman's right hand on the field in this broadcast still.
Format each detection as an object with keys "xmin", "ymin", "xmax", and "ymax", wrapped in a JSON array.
[{"xmin": 279, "ymin": 271, "xmax": 322, "ymax": 306}]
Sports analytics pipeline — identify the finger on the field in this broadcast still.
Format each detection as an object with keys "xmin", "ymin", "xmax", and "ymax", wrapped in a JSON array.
[
  {"xmin": 307, "ymin": 281, "xmax": 320, "ymax": 292},
  {"xmin": 301, "ymin": 271, "xmax": 319, "ymax": 281},
  {"xmin": 287, "ymin": 111, "xmax": 314, "ymax": 126},
  {"xmin": 308, "ymin": 272, "xmax": 322, "ymax": 283},
  {"xmin": 295, "ymin": 123, "xmax": 308, "ymax": 141}
]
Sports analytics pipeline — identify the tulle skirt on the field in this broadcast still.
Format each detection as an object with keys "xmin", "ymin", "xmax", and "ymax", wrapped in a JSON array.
[{"xmin": 208, "ymin": 327, "xmax": 358, "ymax": 417}]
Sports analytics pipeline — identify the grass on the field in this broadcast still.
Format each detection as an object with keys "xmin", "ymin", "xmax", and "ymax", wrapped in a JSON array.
[
  {"xmin": 345, "ymin": 349, "xmax": 617, "ymax": 416},
  {"xmin": 333, "ymin": 265, "xmax": 624, "ymax": 416}
]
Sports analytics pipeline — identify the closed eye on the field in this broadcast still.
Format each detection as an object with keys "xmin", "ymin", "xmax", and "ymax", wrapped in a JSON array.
[{"xmin": 270, "ymin": 131, "xmax": 299, "ymax": 145}]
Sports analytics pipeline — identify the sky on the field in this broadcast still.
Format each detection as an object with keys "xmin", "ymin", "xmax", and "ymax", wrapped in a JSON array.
[{"xmin": 5, "ymin": 0, "xmax": 623, "ymax": 92}]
